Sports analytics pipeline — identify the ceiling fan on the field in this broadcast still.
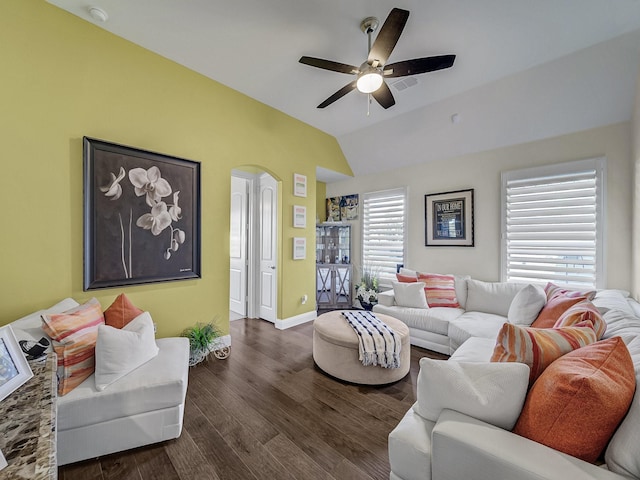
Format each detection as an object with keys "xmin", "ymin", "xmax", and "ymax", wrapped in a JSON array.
[{"xmin": 299, "ymin": 8, "xmax": 455, "ymax": 109}]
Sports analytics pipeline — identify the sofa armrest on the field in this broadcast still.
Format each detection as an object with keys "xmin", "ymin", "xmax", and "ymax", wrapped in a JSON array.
[
  {"xmin": 432, "ymin": 409, "xmax": 624, "ymax": 480},
  {"xmin": 377, "ymin": 289, "xmax": 396, "ymax": 307}
]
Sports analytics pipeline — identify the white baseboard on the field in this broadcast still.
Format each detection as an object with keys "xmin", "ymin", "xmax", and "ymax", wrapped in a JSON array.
[{"xmin": 275, "ymin": 310, "xmax": 317, "ymax": 330}]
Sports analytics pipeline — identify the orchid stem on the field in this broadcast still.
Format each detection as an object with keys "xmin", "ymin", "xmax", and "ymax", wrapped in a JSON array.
[{"xmin": 118, "ymin": 213, "xmax": 129, "ymax": 278}]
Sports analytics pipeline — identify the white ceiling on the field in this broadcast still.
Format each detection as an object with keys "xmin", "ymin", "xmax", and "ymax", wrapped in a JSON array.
[{"xmin": 47, "ymin": 0, "xmax": 640, "ymax": 180}]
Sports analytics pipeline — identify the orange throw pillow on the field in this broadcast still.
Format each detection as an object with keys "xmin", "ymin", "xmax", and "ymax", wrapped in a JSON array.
[
  {"xmin": 396, "ymin": 273, "xmax": 418, "ymax": 283},
  {"xmin": 554, "ymin": 300, "xmax": 606, "ymax": 339},
  {"xmin": 103, "ymin": 293, "xmax": 144, "ymax": 329},
  {"xmin": 417, "ymin": 273, "xmax": 460, "ymax": 308},
  {"xmin": 491, "ymin": 321, "xmax": 597, "ymax": 386},
  {"xmin": 513, "ymin": 337, "xmax": 635, "ymax": 463},
  {"xmin": 530, "ymin": 283, "xmax": 596, "ymax": 329},
  {"xmin": 42, "ymin": 298, "xmax": 105, "ymax": 396}
]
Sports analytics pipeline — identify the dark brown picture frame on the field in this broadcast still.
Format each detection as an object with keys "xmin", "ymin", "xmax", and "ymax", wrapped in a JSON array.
[
  {"xmin": 83, "ymin": 137, "xmax": 201, "ymax": 290},
  {"xmin": 425, "ymin": 189, "xmax": 474, "ymax": 247}
]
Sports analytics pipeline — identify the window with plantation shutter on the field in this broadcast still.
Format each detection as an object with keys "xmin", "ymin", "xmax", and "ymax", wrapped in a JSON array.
[
  {"xmin": 362, "ymin": 188, "xmax": 407, "ymax": 285},
  {"xmin": 501, "ymin": 158, "xmax": 606, "ymax": 289}
]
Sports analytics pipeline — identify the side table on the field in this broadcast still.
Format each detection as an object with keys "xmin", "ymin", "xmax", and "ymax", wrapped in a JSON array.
[{"xmin": 0, "ymin": 354, "xmax": 57, "ymax": 480}]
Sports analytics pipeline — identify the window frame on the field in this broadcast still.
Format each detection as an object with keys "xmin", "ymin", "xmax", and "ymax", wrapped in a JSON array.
[
  {"xmin": 361, "ymin": 187, "xmax": 408, "ymax": 287},
  {"xmin": 500, "ymin": 157, "xmax": 606, "ymax": 289}
]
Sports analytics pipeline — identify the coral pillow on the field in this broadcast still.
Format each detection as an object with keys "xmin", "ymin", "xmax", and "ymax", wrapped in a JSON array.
[
  {"xmin": 396, "ymin": 273, "xmax": 418, "ymax": 283},
  {"xmin": 554, "ymin": 300, "xmax": 606, "ymax": 339},
  {"xmin": 513, "ymin": 337, "xmax": 635, "ymax": 463},
  {"xmin": 103, "ymin": 293, "xmax": 144, "ymax": 329},
  {"xmin": 491, "ymin": 321, "xmax": 597, "ymax": 386},
  {"xmin": 530, "ymin": 283, "xmax": 596, "ymax": 329},
  {"xmin": 42, "ymin": 298, "xmax": 105, "ymax": 396},
  {"xmin": 417, "ymin": 273, "xmax": 460, "ymax": 308}
]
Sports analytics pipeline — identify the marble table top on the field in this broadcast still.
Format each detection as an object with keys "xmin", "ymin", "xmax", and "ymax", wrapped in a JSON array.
[{"xmin": 0, "ymin": 354, "xmax": 57, "ymax": 480}]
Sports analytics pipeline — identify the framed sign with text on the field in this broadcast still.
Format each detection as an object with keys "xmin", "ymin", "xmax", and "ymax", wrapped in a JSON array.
[{"xmin": 425, "ymin": 189, "xmax": 474, "ymax": 247}]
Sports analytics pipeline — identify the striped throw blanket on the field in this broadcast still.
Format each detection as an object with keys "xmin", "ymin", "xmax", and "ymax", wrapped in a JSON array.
[{"xmin": 342, "ymin": 311, "xmax": 401, "ymax": 369}]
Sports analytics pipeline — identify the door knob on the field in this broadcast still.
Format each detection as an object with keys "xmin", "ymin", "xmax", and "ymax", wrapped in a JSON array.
[{"xmin": 269, "ymin": 266, "xmax": 276, "ymax": 270}]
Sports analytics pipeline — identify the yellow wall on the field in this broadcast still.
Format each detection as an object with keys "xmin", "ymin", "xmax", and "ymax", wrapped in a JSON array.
[
  {"xmin": 0, "ymin": 0, "xmax": 352, "ymax": 336},
  {"xmin": 316, "ymin": 182, "xmax": 327, "ymax": 223}
]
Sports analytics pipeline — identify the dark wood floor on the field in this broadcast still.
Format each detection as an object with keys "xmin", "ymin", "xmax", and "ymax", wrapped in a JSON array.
[{"xmin": 59, "ymin": 318, "xmax": 447, "ymax": 480}]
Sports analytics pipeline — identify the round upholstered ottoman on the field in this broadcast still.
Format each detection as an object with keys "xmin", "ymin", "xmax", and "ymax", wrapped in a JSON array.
[{"xmin": 313, "ymin": 310, "xmax": 410, "ymax": 385}]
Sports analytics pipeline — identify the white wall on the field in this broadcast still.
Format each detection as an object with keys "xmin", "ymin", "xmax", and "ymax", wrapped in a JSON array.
[
  {"xmin": 328, "ymin": 122, "xmax": 633, "ymax": 290},
  {"xmin": 633, "ymin": 72, "xmax": 640, "ymax": 298}
]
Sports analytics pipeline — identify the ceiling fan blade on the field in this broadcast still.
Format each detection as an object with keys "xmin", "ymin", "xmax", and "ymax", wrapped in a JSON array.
[
  {"xmin": 367, "ymin": 8, "xmax": 409, "ymax": 66},
  {"xmin": 371, "ymin": 81, "xmax": 395, "ymax": 109},
  {"xmin": 317, "ymin": 81, "xmax": 357, "ymax": 108},
  {"xmin": 299, "ymin": 56, "xmax": 359, "ymax": 75},
  {"xmin": 384, "ymin": 55, "xmax": 456, "ymax": 78}
]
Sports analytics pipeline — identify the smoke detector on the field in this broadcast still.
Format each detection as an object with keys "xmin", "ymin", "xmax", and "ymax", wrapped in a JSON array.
[{"xmin": 88, "ymin": 6, "xmax": 108, "ymax": 23}]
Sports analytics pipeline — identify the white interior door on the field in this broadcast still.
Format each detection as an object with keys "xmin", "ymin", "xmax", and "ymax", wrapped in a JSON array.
[
  {"xmin": 258, "ymin": 174, "xmax": 277, "ymax": 322},
  {"xmin": 229, "ymin": 176, "xmax": 248, "ymax": 317}
]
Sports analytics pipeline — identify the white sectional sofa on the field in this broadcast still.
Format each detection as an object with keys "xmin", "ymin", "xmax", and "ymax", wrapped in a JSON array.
[
  {"xmin": 381, "ymin": 272, "xmax": 640, "ymax": 480},
  {"xmin": 374, "ymin": 273, "xmax": 529, "ymax": 354},
  {"xmin": 9, "ymin": 298, "xmax": 190, "ymax": 466}
]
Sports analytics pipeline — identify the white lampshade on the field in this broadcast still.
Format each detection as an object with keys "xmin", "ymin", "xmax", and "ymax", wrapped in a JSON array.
[{"xmin": 356, "ymin": 71, "xmax": 383, "ymax": 94}]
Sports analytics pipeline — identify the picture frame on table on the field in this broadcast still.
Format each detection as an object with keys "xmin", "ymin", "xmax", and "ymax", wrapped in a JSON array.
[
  {"xmin": 425, "ymin": 189, "xmax": 474, "ymax": 247},
  {"xmin": 0, "ymin": 325, "xmax": 33, "ymax": 403},
  {"xmin": 293, "ymin": 205, "xmax": 306, "ymax": 228},
  {"xmin": 293, "ymin": 237, "xmax": 306, "ymax": 260},
  {"xmin": 83, "ymin": 137, "xmax": 202, "ymax": 290},
  {"xmin": 293, "ymin": 173, "xmax": 307, "ymax": 197}
]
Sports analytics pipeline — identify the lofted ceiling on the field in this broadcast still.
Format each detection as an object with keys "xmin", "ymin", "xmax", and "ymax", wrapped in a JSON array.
[{"xmin": 47, "ymin": 0, "xmax": 640, "ymax": 181}]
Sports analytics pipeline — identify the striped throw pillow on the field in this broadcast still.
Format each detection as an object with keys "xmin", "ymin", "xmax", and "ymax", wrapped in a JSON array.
[
  {"xmin": 554, "ymin": 300, "xmax": 606, "ymax": 339},
  {"xmin": 491, "ymin": 321, "xmax": 597, "ymax": 386},
  {"xmin": 530, "ymin": 283, "xmax": 596, "ymax": 329},
  {"xmin": 396, "ymin": 273, "xmax": 418, "ymax": 283},
  {"xmin": 417, "ymin": 273, "xmax": 460, "ymax": 308},
  {"xmin": 42, "ymin": 298, "xmax": 105, "ymax": 395}
]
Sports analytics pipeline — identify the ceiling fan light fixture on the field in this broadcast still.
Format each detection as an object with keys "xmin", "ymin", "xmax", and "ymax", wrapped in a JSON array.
[{"xmin": 356, "ymin": 66, "xmax": 383, "ymax": 94}]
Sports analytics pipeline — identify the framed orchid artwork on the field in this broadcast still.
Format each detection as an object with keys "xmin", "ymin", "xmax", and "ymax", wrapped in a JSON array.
[{"xmin": 83, "ymin": 137, "xmax": 201, "ymax": 290}]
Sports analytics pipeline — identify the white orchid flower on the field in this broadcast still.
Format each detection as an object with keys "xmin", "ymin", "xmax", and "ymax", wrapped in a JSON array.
[
  {"xmin": 129, "ymin": 166, "xmax": 172, "ymax": 207},
  {"xmin": 99, "ymin": 166, "xmax": 126, "ymax": 201},
  {"xmin": 169, "ymin": 191, "xmax": 182, "ymax": 222},
  {"xmin": 136, "ymin": 202, "xmax": 172, "ymax": 236}
]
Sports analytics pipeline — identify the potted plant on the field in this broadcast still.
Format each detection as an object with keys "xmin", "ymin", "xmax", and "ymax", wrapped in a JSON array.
[
  {"xmin": 356, "ymin": 265, "xmax": 380, "ymax": 310},
  {"xmin": 180, "ymin": 321, "xmax": 228, "ymax": 366}
]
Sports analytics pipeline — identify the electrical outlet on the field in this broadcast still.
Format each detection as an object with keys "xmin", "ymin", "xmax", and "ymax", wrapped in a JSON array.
[{"xmin": 301, "ymin": 294, "xmax": 308, "ymax": 304}]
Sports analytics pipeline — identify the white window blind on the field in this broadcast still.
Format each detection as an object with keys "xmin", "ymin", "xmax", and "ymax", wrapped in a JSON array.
[
  {"xmin": 501, "ymin": 158, "xmax": 606, "ymax": 289},
  {"xmin": 362, "ymin": 188, "xmax": 407, "ymax": 284}
]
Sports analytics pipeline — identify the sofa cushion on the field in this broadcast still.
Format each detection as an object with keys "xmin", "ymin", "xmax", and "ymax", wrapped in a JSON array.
[
  {"xmin": 491, "ymin": 322, "xmax": 597, "ymax": 385},
  {"xmin": 605, "ymin": 335, "xmax": 640, "ymax": 478},
  {"xmin": 554, "ymin": 300, "xmax": 606, "ymax": 339},
  {"xmin": 507, "ymin": 284, "xmax": 546, "ymax": 326},
  {"xmin": 514, "ymin": 337, "xmax": 635, "ymax": 463},
  {"xmin": 94, "ymin": 312, "xmax": 159, "ymax": 391},
  {"xmin": 392, "ymin": 281, "xmax": 429, "ymax": 309},
  {"xmin": 103, "ymin": 293, "xmax": 144, "ymax": 329},
  {"xmin": 414, "ymin": 358, "xmax": 529, "ymax": 430},
  {"xmin": 57, "ymin": 337, "xmax": 189, "ymax": 431},
  {"xmin": 42, "ymin": 298, "xmax": 105, "ymax": 396},
  {"xmin": 602, "ymin": 309, "xmax": 640, "ymax": 341},
  {"xmin": 465, "ymin": 279, "xmax": 524, "ymax": 317},
  {"xmin": 374, "ymin": 304, "xmax": 462, "ymax": 336},
  {"xmin": 530, "ymin": 283, "xmax": 596, "ymax": 329},
  {"xmin": 593, "ymin": 289, "xmax": 635, "ymax": 317},
  {"xmin": 418, "ymin": 273, "xmax": 460, "ymax": 308},
  {"xmin": 449, "ymin": 337, "xmax": 496, "ymax": 362},
  {"xmin": 448, "ymin": 311, "xmax": 507, "ymax": 352},
  {"xmin": 388, "ymin": 406, "xmax": 435, "ymax": 480}
]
